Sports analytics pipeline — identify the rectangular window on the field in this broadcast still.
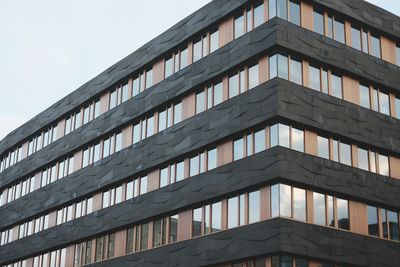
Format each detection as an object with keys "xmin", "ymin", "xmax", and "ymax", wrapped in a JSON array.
[
  {"xmin": 313, "ymin": 9, "xmax": 324, "ymax": 35},
  {"xmin": 193, "ymin": 208, "xmax": 203, "ymax": 237},
  {"xmin": 395, "ymin": 97, "xmax": 400, "ymax": 119},
  {"xmin": 293, "ymin": 187, "xmax": 306, "ymax": 221},
  {"xmin": 331, "ymin": 74, "xmax": 342, "ymax": 99},
  {"xmin": 160, "ymin": 167, "xmax": 168, "ymax": 188},
  {"xmin": 269, "ymin": 54, "xmax": 277, "ymax": 79},
  {"xmin": 254, "ymin": 129, "xmax": 265, "ymax": 153},
  {"xmin": 371, "ymin": 88, "xmax": 379, "ymax": 111},
  {"xmin": 210, "ymin": 30, "xmax": 219, "ymax": 53},
  {"xmin": 248, "ymin": 64, "xmax": 259, "ymax": 89},
  {"xmin": 158, "ymin": 110, "xmax": 167, "ymax": 132},
  {"xmin": 337, "ymin": 198, "xmax": 349, "ymax": 230},
  {"xmin": 291, "ymin": 128, "xmax": 304, "ymax": 152},
  {"xmin": 132, "ymin": 123, "xmax": 141, "ymax": 144},
  {"xmin": 211, "ymin": 202, "xmax": 222, "ymax": 232},
  {"xmin": 228, "ymin": 197, "xmax": 239, "ymax": 229},
  {"xmin": 327, "ymin": 195, "xmax": 335, "ymax": 227},
  {"xmin": 378, "ymin": 154, "xmax": 389, "ymax": 176},
  {"xmin": 180, "ymin": 47, "xmax": 188, "ymax": 69},
  {"xmin": 248, "ymin": 190, "xmax": 260, "ymax": 223},
  {"xmin": 165, "ymin": 56, "xmax": 173, "ymax": 78},
  {"xmin": 169, "ymin": 214, "xmax": 179, "ymax": 243},
  {"xmin": 269, "ymin": 0, "xmax": 277, "ymax": 18},
  {"xmin": 309, "ymin": 65, "xmax": 320, "ymax": 91},
  {"xmin": 370, "ymin": 34, "xmax": 381, "ymax": 58},
  {"xmin": 339, "ymin": 142, "xmax": 351, "ymax": 166},
  {"xmin": 132, "ymin": 76, "xmax": 140, "ymax": 97},
  {"xmin": 196, "ymin": 91, "xmax": 205, "ymax": 114},
  {"xmin": 190, "ymin": 155, "xmax": 199, "ymax": 177},
  {"xmin": 358, "ymin": 148, "xmax": 369, "ymax": 171},
  {"xmin": 397, "ymin": 45, "xmax": 400, "ymax": 65},
  {"xmin": 233, "ymin": 138, "xmax": 244, "ymax": 161},
  {"xmin": 367, "ymin": 206, "xmax": 379, "ymax": 236},
  {"xmin": 153, "ymin": 218, "xmax": 167, "ymax": 247},
  {"xmin": 277, "ymin": 0, "xmax": 287, "ymax": 19},
  {"xmin": 254, "ymin": 1, "xmax": 264, "ymax": 28},
  {"xmin": 213, "ymin": 81, "xmax": 223, "ymax": 106},
  {"xmin": 334, "ymin": 19, "xmax": 345, "ymax": 44},
  {"xmin": 362, "ymin": 30, "xmax": 369, "ymax": 53},
  {"xmin": 378, "ymin": 91, "xmax": 390, "ymax": 115},
  {"xmin": 359, "ymin": 84, "xmax": 370, "ymax": 109},
  {"xmin": 234, "ymin": 15, "xmax": 245, "ymax": 39},
  {"xmin": 327, "ymin": 16, "xmax": 333, "ymax": 38},
  {"xmin": 176, "ymin": 161, "xmax": 184, "ymax": 182},
  {"xmin": 278, "ymin": 54, "xmax": 288, "ymax": 79},
  {"xmin": 279, "ymin": 124, "xmax": 290, "ymax": 148},
  {"xmin": 289, "ymin": 0, "xmax": 300, "ymax": 26},
  {"xmin": 193, "ymin": 39, "xmax": 202, "ymax": 62},
  {"xmin": 140, "ymin": 223, "xmax": 149, "ymax": 250},
  {"xmin": 289, "ymin": 57, "xmax": 302, "ymax": 85},
  {"xmin": 280, "ymin": 184, "xmax": 292, "ymax": 217},
  {"xmin": 351, "ymin": 26, "xmax": 361, "ymax": 51},
  {"xmin": 388, "ymin": 211, "xmax": 399, "ymax": 241},
  {"xmin": 122, "ymin": 83, "xmax": 129, "ymax": 103},
  {"xmin": 321, "ymin": 69, "xmax": 328, "ymax": 94},
  {"xmin": 146, "ymin": 116, "xmax": 154, "ymax": 137},
  {"xmin": 229, "ymin": 73, "xmax": 239, "ymax": 98},
  {"xmin": 313, "ymin": 192, "xmax": 326, "ymax": 225},
  {"xmin": 270, "ymin": 124, "xmax": 278, "ymax": 147}
]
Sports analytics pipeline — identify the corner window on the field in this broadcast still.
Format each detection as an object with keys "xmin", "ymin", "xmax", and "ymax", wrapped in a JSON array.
[
  {"xmin": 278, "ymin": 54, "xmax": 289, "ymax": 79},
  {"xmin": 313, "ymin": 9, "xmax": 324, "ymax": 35},
  {"xmin": 289, "ymin": 57, "xmax": 302, "ymax": 85},
  {"xmin": 293, "ymin": 187, "xmax": 306, "ymax": 221},
  {"xmin": 291, "ymin": 127, "xmax": 304, "ymax": 152},
  {"xmin": 370, "ymin": 34, "xmax": 381, "ymax": 58},
  {"xmin": 254, "ymin": 129, "xmax": 266, "ymax": 153},
  {"xmin": 277, "ymin": 0, "xmax": 288, "ymax": 19},
  {"xmin": 289, "ymin": 0, "xmax": 300, "ymax": 26}
]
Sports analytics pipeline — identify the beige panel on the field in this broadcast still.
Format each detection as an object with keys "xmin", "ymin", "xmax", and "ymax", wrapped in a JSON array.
[
  {"xmin": 381, "ymin": 36, "xmax": 397, "ymax": 64},
  {"xmin": 147, "ymin": 169, "xmax": 160, "ymax": 192},
  {"xmin": 221, "ymin": 199, "xmax": 227, "ymax": 230},
  {"xmin": 122, "ymin": 125, "xmax": 133, "ymax": 149},
  {"xmin": 73, "ymin": 150, "xmax": 83, "ymax": 172},
  {"xmin": 48, "ymin": 211, "xmax": 57, "ymax": 228},
  {"xmin": 178, "ymin": 210, "xmax": 192, "ymax": 241},
  {"xmin": 182, "ymin": 92, "xmax": 196, "ymax": 120},
  {"xmin": 219, "ymin": 17, "xmax": 233, "ymax": 47},
  {"xmin": 260, "ymin": 186, "xmax": 270, "ymax": 220},
  {"xmin": 307, "ymin": 190, "xmax": 314, "ymax": 223},
  {"xmin": 153, "ymin": 58, "xmax": 165, "ymax": 84},
  {"xmin": 264, "ymin": 0, "xmax": 269, "ymax": 21},
  {"xmin": 342, "ymin": 75, "xmax": 360, "ymax": 105},
  {"xmin": 65, "ymin": 245, "xmax": 76, "ymax": 267},
  {"xmin": 90, "ymin": 238, "xmax": 96, "ymax": 263},
  {"xmin": 349, "ymin": 201, "xmax": 368, "ymax": 234},
  {"xmin": 188, "ymin": 41, "xmax": 193, "ymax": 65},
  {"xmin": 222, "ymin": 76, "xmax": 229, "ymax": 101},
  {"xmin": 344, "ymin": 21, "xmax": 351, "ymax": 46},
  {"xmin": 148, "ymin": 221, "xmax": 154, "ymax": 249},
  {"xmin": 259, "ymin": 55, "xmax": 269, "ymax": 84},
  {"xmin": 389, "ymin": 156, "xmax": 400, "ymax": 179},
  {"xmin": 389, "ymin": 93, "xmax": 396, "ymax": 117},
  {"xmin": 92, "ymin": 192, "xmax": 103, "ymax": 212},
  {"xmin": 21, "ymin": 141, "xmax": 29, "ymax": 159},
  {"xmin": 351, "ymin": 145, "xmax": 358, "ymax": 168},
  {"xmin": 100, "ymin": 91, "xmax": 110, "ymax": 114},
  {"xmin": 57, "ymin": 119, "xmax": 66, "ymax": 138},
  {"xmin": 302, "ymin": 60, "xmax": 310, "ymax": 88},
  {"xmin": 184, "ymin": 158, "xmax": 190, "ymax": 179},
  {"xmin": 304, "ymin": 130, "xmax": 317, "ymax": 156},
  {"xmin": 217, "ymin": 140, "xmax": 233, "ymax": 167},
  {"xmin": 301, "ymin": 1, "xmax": 313, "ymax": 30}
]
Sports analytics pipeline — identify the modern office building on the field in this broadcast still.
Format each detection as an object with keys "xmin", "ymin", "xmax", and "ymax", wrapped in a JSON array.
[{"xmin": 0, "ymin": 0, "xmax": 399, "ymax": 266}]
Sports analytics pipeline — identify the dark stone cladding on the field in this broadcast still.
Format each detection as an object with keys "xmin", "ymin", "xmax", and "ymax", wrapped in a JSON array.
[
  {"xmin": 313, "ymin": 0, "xmax": 400, "ymax": 40},
  {"xmin": 89, "ymin": 219, "xmax": 400, "ymax": 267},
  {"xmin": 1, "ymin": 0, "xmax": 400, "ymax": 156},
  {"xmin": 1, "ymin": 146, "xmax": 400, "ymax": 263},
  {"xmin": 1, "ymin": 79, "xmax": 400, "ymax": 230},
  {"xmin": 2, "ymin": 18, "xmax": 400, "ymax": 190},
  {"xmin": 0, "ymin": 0, "xmax": 249, "ymax": 154}
]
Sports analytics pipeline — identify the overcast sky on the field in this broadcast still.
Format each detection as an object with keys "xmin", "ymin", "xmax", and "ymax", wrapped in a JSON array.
[{"xmin": 0, "ymin": 0, "xmax": 398, "ymax": 141}]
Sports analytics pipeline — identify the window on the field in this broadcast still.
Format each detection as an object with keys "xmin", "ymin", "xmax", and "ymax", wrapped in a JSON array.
[
  {"xmin": 248, "ymin": 64, "xmax": 259, "ymax": 89},
  {"xmin": 269, "ymin": 0, "xmax": 277, "ymax": 18},
  {"xmin": 160, "ymin": 167, "xmax": 168, "ymax": 188},
  {"xmin": 234, "ymin": 138, "xmax": 244, "ymax": 161},
  {"xmin": 362, "ymin": 30, "xmax": 369, "ymax": 53},
  {"xmin": 289, "ymin": 0, "xmax": 300, "ymax": 26},
  {"xmin": 153, "ymin": 218, "xmax": 167, "ymax": 247},
  {"xmin": 210, "ymin": 30, "xmax": 219, "ymax": 53},
  {"xmin": 313, "ymin": 192, "xmax": 326, "ymax": 225},
  {"xmin": 140, "ymin": 176, "xmax": 148, "ymax": 195},
  {"xmin": 327, "ymin": 195, "xmax": 335, "ymax": 227},
  {"xmin": 290, "ymin": 127, "xmax": 303, "ymax": 152},
  {"xmin": 228, "ymin": 196, "xmax": 239, "ymax": 229},
  {"xmin": 248, "ymin": 190, "xmax": 260, "ymax": 223},
  {"xmin": 339, "ymin": 142, "xmax": 351, "ymax": 166},
  {"xmin": 174, "ymin": 102, "xmax": 182, "ymax": 125},
  {"xmin": 359, "ymin": 84, "xmax": 370, "ymax": 109},
  {"xmin": 139, "ymin": 223, "xmax": 149, "ymax": 250},
  {"xmin": 289, "ymin": 57, "xmax": 302, "ymax": 85},
  {"xmin": 277, "ymin": 0, "xmax": 287, "ymax": 19},
  {"xmin": 211, "ymin": 202, "xmax": 222, "ymax": 232},
  {"xmin": 388, "ymin": 210, "xmax": 399, "ymax": 241},
  {"xmin": 357, "ymin": 148, "xmax": 369, "ymax": 171},
  {"xmin": 254, "ymin": 129, "xmax": 265, "ymax": 153},
  {"xmin": 321, "ymin": 69, "xmax": 328, "ymax": 94},
  {"xmin": 378, "ymin": 154, "xmax": 389, "ymax": 176},
  {"xmin": 229, "ymin": 73, "xmax": 239, "ymax": 98},
  {"xmin": 370, "ymin": 34, "xmax": 381, "ymax": 58},
  {"xmin": 269, "ymin": 54, "xmax": 278, "ymax": 79},
  {"xmin": 234, "ymin": 14, "xmax": 245, "ymax": 39},
  {"xmin": 132, "ymin": 122, "xmax": 141, "ymax": 144},
  {"xmin": 180, "ymin": 47, "xmax": 188, "ymax": 69},
  {"xmin": 369, "ymin": 151, "xmax": 377, "ymax": 173},
  {"xmin": 193, "ymin": 208, "xmax": 203, "ymax": 237},
  {"xmin": 378, "ymin": 91, "xmax": 390, "ymax": 115},
  {"xmin": 213, "ymin": 81, "xmax": 223, "ymax": 106},
  {"xmin": 247, "ymin": 8, "xmax": 253, "ymax": 32},
  {"xmin": 331, "ymin": 74, "xmax": 342, "ymax": 99},
  {"xmin": 309, "ymin": 65, "xmax": 321, "ymax": 91},
  {"xmin": 165, "ymin": 56, "xmax": 173, "ymax": 78},
  {"xmin": 169, "ymin": 214, "xmax": 179, "ymax": 243},
  {"xmin": 351, "ymin": 26, "xmax": 361, "ymax": 51},
  {"xmin": 313, "ymin": 9, "xmax": 324, "ymax": 35},
  {"xmin": 367, "ymin": 206, "xmax": 379, "ymax": 236},
  {"xmin": 145, "ymin": 68, "xmax": 153, "ymax": 89},
  {"xmin": 327, "ymin": 16, "xmax": 333, "ymax": 38},
  {"xmin": 396, "ymin": 97, "xmax": 400, "ymax": 119},
  {"xmin": 293, "ymin": 187, "xmax": 306, "ymax": 221},
  {"xmin": 193, "ymin": 39, "xmax": 202, "ymax": 62},
  {"xmin": 254, "ymin": 1, "xmax": 264, "ymax": 28},
  {"xmin": 132, "ymin": 76, "xmax": 140, "ymax": 97},
  {"xmin": 271, "ymin": 184, "xmax": 292, "ymax": 218},
  {"xmin": 208, "ymin": 148, "xmax": 217, "ymax": 170},
  {"xmin": 337, "ymin": 198, "xmax": 349, "ymax": 230},
  {"xmin": 195, "ymin": 91, "xmax": 206, "ymax": 115},
  {"xmin": 278, "ymin": 124, "xmax": 290, "ymax": 148},
  {"xmin": 334, "ymin": 18, "xmax": 345, "ymax": 44},
  {"xmin": 146, "ymin": 116, "xmax": 154, "ymax": 137}
]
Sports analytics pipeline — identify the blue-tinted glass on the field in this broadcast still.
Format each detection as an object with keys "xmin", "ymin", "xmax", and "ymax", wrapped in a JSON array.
[
  {"xmin": 277, "ymin": 0, "xmax": 287, "ymax": 19},
  {"xmin": 317, "ymin": 136, "xmax": 329, "ymax": 159},
  {"xmin": 210, "ymin": 30, "xmax": 219, "ymax": 53},
  {"xmin": 339, "ymin": 142, "xmax": 351, "ymax": 166},
  {"xmin": 248, "ymin": 190, "xmax": 260, "ymax": 223},
  {"xmin": 254, "ymin": 129, "xmax": 265, "ymax": 153},
  {"xmin": 248, "ymin": 64, "xmax": 259, "ymax": 89},
  {"xmin": 208, "ymin": 148, "xmax": 217, "ymax": 170},
  {"xmin": 145, "ymin": 69, "xmax": 153, "ymax": 89},
  {"xmin": 359, "ymin": 84, "xmax": 370, "ymax": 109},
  {"xmin": 351, "ymin": 27, "xmax": 361, "ymax": 50},
  {"xmin": 291, "ymin": 128, "xmax": 304, "ymax": 152},
  {"xmin": 358, "ymin": 148, "xmax": 369, "ymax": 171},
  {"xmin": 397, "ymin": 46, "xmax": 400, "ymax": 65},
  {"xmin": 269, "ymin": 0, "xmax": 276, "ymax": 18},
  {"xmin": 327, "ymin": 16, "xmax": 333, "ymax": 38},
  {"xmin": 362, "ymin": 30, "xmax": 369, "ymax": 53},
  {"xmin": 289, "ymin": 0, "xmax": 300, "ymax": 26},
  {"xmin": 289, "ymin": 58, "xmax": 302, "ymax": 85},
  {"xmin": 378, "ymin": 91, "xmax": 390, "ymax": 115},
  {"xmin": 293, "ymin": 187, "xmax": 306, "ymax": 221},
  {"xmin": 337, "ymin": 198, "xmax": 349, "ymax": 230},
  {"xmin": 331, "ymin": 74, "xmax": 342, "ymax": 98},
  {"xmin": 378, "ymin": 154, "xmax": 389, "ymax": 176},
  {"xmin": 234, "ymin": 138, "xmax": 244, "ymax": 161},
  {"xmin": 313, "ymin": 9, "xmax": 324, "ymax": 35},
  {"xmin": 280, "ymin": 184, "xmax": 292, "ymax": 217},
  {"xmin": 371, "ymin": 35, "xmax": 381, "ymax": 58},
  {"xmin": 254, "ymin": 2, "xmax": 264, "ymax": 28},
  {"xmin": 367, "ymin": 205, "xmax": 379, "ymax": 236},
  {"xmin": 270, "ymin": 124, "xmax": 278, "ymax": 147},
  {"xmin": 313, "ymin": 192, "xmax": 326, "ymax": 225},
  {"xmin": 279, "ymin": 124, "xmax": 290, "ymax": 148},
  {"xmin": 214, "ymin": 81, "xmax": 223, "ymax": 105},
  {"xmin": 396, "ymin": 98, "xmax": 400, "ymax": 119},
  {"xmin": 281, "ymin": 255, "xmax": 292, "ymax": 267},
  {"xmin": 211, "ymin": 202, "xmax": 222, "ymax": 232},
  {"xmin": 229, "ymin": 73, "xmax": 239, "ymax": 98},
  {"xmin": 234, "ymin": 15, "xmax": 245, "ymax": 39},
  {"xmin": 388, "ymin": 211, "xmax": 399, "ymax": 241},
  {"xmin": 228, "ymin": 197, "xmax": 238, "ymax": 229},
  {"xmin": 334, "ymin": 19, "xmax": 345, "ymax": 44},
  {"xmin": 269, "ymin": 54, "xmax": 278, "ymax": 79},
  {"xmin": 309, "ymin": 65, "xmax": 320, "ymax": 91},
  {"xmin": 165, "ymin": 57, "xmax": 173, "ymax": 78},
  {"xmin": 180, "ymin": 48, "xmax": 188, "ymax": 69},
  {"xmin": 278, "ymin": 54, "xmax": 288, "ymax": 79},
  {"xmin": 271, "ymin": 184, "xmax": 279, "ymax": 217},
  {"xmin": 193, "ymin": 39, "xmax": 202, "ymax": 62}
]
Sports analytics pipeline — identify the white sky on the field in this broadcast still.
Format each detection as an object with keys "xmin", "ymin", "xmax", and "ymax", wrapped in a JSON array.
[{"xmin": 0, "ymin": 0, "xmax": 398, "ymax": 141}]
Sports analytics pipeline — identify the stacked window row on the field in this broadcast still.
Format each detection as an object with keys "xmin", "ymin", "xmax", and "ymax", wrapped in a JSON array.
[{"xmin": 5, "ymin": 181, "xmax": 398, "ymax": 266}]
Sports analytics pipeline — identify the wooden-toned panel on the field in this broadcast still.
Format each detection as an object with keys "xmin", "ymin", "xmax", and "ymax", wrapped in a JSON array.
[
  {"xmin": 301, "ymin": 1, "xmax": 313, "ymax": 30},
  {"xmin": 306, "ymin": 190, "xmax": 314, "ymax": 223},
  {"xmin": 217, "ymin": 140, "xmax": 233, "ymax": 167},
  {"xmin": 182, "ymin": 92, "xmax": 196, "ymax": 120},
  {"xmin": 302, "ymin": 60, "xmax": 310, "ymax": 88},
  {"xmin": 219, "ymin": 17, "xmax": 233, "ymax": 47},
  {"xmin": 349, "ymin": 201, "xmax": 368, "ymax": 234},
  {"xmin": 381, "ymin": 36, "xmax": 397, "ymax": 64},
  {"xmin": 259, "ymin": 55, "xmax": 269, "ymax": 84},
  {"xmin": 389, "ymin": 93, "xmax": 396, "ymax": 117},
  {"xmin": 351, "ymin": 145, "xmax": 358, "ymax": 167},
  {"xmin": 178, "ymin": 210, "xmax": 192, "ymax": 241},
  {"xmin": 100, "ymin": 91, "xmax": 110, "ymax": 114},
  {"xmin": 73, "ymin": 150, "xmax": 83, "ymax": 172},
  {"xmin": 184, "ymin": 158, "xmax": 190, "ymax": 179},
  {"xmin": 260, "ymin": 186, "xmax": 270, "ymax": 220},
  {"xmin": 48, "ymin": 211, "xmax": 57, "ymax": 228},
  {"xmin": 222, "ymin": 76, "xmax": 229, "ymax": 101},
  {"xmin": 65, "ymin": 245, "xmax": 75, "ymax": 267},
  {"xmin": 265, "ymin": 257, "xmax": 272, "ymax": 267},
  {"xmin": 344, "ymin": 21, "xmax": 351, "ymax": 46},
  {"xmin": 221, "ymin": 199, "xmax": 227, "ymax": 230},
  {"xmin": 309, "ymin": 262, "xmax": 321, "ymax": 267},
  {"xmin": 147, "ymin": 169, "xmax": 160, "ymax": 192},
  {"xmin": 57, "ymin": 119, "xmax": 65, "ymax": 139},
  {"xmin": 389, "ymin": 156, "xmax": 400, "ymax": 179},
  {"xmin": 92, "ymin": 192, "xmax": 103, "ymax": 212},
  {"xmin": 153, "ymin": 58, "xmax": 165, "ymax": 85},
  {"xmin": 122, "ymin": 125, "xmax": 133, "ymax": 149},
  {"xmin": 304, "ymin": 130, "xmax": 317, "ymax": 156},
  {"xmin": 342, "ymin": 75, "xmax": 360, "ymax": 105}
]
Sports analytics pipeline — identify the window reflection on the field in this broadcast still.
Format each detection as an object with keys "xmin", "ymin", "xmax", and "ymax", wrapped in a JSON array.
[
  {"xmin": 317, "ymin": 136, "xmax": 329, "ymax": 160},
  {"xmin": 289, "ymin": 57, "xmax": 302, "ymax": 85},
  {"xmin": 280, "ymin": 184, "xmax": 292, "ymax": 217},
  {"xmin": 248, "ymin": 190, "xmax": 260, "ymax": 223},
  {"xmin": 234, "ymin": 138, "xmax": 244, "ymax": 161},
  {"xmin": 337, "ymin": 198, "xmax": 349, "ymax": 230},
  {"xmin": 254, "ymin": 129, "xmax": 265, "ymax": 153},
  {"xmin": 378, "ymin": 154, "xmax": 389, "ymax": 176},
  {"xmin": 370, "ymin": 34, "xmax": 381, "ymax": 58},
  {"xmin": 234, "ymin": 15, "xmax": 245, "ymax": 39},
  {"xmin": 378, "ymin": 91, "xmax": 390, "ymax": 115},
  {"xmin": 313, "ymin": 9, "xmax": 324, "ymax": 35},
  {"xmin": 359, "ymin": 84, "xmax": 370, "ymax": 109},
  {"xmin": 357, "ymin": 148, "xmax": 369, "ymax": 171},
  {"xmin": 293, "ymin": 188, "xmax": 306, "ymax": 221},
  {"xmin": 334, "ymin": 19, "xmax": 345, "ymax": 44},
  {"xmin": 211, "ymin": 202, "xmax": 222, "ymax": 232},
  {"xmin": 309, "ymin": 65, "xmax": 320, "ymax": 91},
  {"xmin": 367, "ymin": 206, "xmax": 379, "ymax": 237},
  {"xmin": 289, "ymin": 0, "xmax": 300, "ymax": 26},
  {"xmin": 331, "ymin": 74, "xmax": 342, "ymax": 99},
  {"xmin": 351, "ymin": 26, "xmax": 361, "ymax": 51},
  {"xmin": 339, "ymin": 142, "xmax": 351, "ymax": 166},
  {"xmin": 313, "ymin": 192, "xmax": 326, "ymax": 225},
  {"xmin": 248, "ymin": 64, "xmax": 259, "ymax": 89}
]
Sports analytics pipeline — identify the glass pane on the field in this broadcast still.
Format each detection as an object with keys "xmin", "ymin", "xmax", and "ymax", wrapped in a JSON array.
[
  {"xmin": 165, "ymin": 57, "xmax": 173, "ymax": 78},
  {"xmin": 158, "ymin": 110, "xmax": 167, "ymax": 132},
  {"xmin": 281, "ymin": 255, "xmax": 293, "ymax": 267},
  {"xmin": 269, "ymin": 54, "xmax": 277, "ymax": 79},
  {"xmin": 367, "ymin": 205, "xmax": 379, "ymax": 236},
  {"xmin": 254, "ymin": 129, "xmax": 265, "ymax": 153},
  {"xmin": 132, "ymin": 76, "xmax": 140, "ymax": 97},
  {"xmin": 103, "ymin": 138, "xmax": 110, "ymax": 158},
  {"xmin": 228, "ymin": 197, "xmax": 239, "ymax": 229},
  {"xmin": 388, "ymin": 211, "xmax": 399, "ymax": 241},
  {"xmin": 254, "ymin": 2, "xmax": 264, "ymax": 28},
  {"xmin": 395, "ymin": 97, "xmax": 400, "ymax": 119},
  {"xmin": 339, "ymin": 143, "xmax": 351, "ymax": 166},
  {"xmin": 289, "ymin": 57, "xmax": 302, "ymax": 85},
  {"xmin": 327, "ymin": 16, "xmax": 333, "ymax": 38},
  {"xmin": 140, "ymin": 176, "xmax": 147, "ymax": 194},
  {"xmin": 317, "ymin": 136, "xmax": 329, "ymax": 159},
  {"xmin": 378, "ymin": 91, "xmax": 390, "ymax": 115},
  {"xmin": 109, "ymin": 90, "xmax": 117, "ymax": 109},
  {"xmin": 211, "ymin": 202, "xmax": 222, "ymax": 232},
  {"xmin": 293, "ymin": 187, "xmax": 306, "ymax": 221},
  {"xmin": 248, "ymin": 64, "xmax": 259, "ymax": 89},
  {"xmin": 210, "ymin": 30, "xmax": 219, "ymax": 53},
  {"xmin": 270, "ymin": 124, "xmax": 278, "ymax": 147},
  {"xmin": 280, "ymin": 184, "xmax": 292, "ymax": 217},
  {"xmin": 321, "ymin": 69, "xmax": 328, "ymax": 94},
  {"xmin": 359, "ymin": 84, "xmax": 370, "ymax": 109},
  {"xmin": 327, "ymin": 195, "xmax": 335, "ymax": 227},
  {"xmin": 278, "ymin": 54, "xmax": 288, "ymax": 79},
  {"xmin": 397, "ymin": 46, "xmax": 400, "ymax": 65},
  {"xmin": 234, "ymin": 138, "xmax": 244, "ymax": 161},
  {"xmin": 369, "ymin": 151, "xmax": 377, "ymax": 173},
  {"xmin": 208, "ymin": 148, "xmax": 217, "ymax": 170},
  {"xmin": 371, "ymin": 34, "xmax": 381, "ymax": 58},
  {"xmin": 147, "ymin": 116, "xmax": 154, "ymax": 137},
  {"xmin": 378, "ymin": 154, "xmax": 389, "ymax": 176},
  {"xmin": 235, "ymin": 15, "xmax": 245, "ymax": 39},
  {"xmin": 371, "ymin": 88, "xmax": 379, "ymax": 111},
  {"xmin": 351, "ymin": 26, "xmax": 361, "ymax": 50},
  {"xmin": 331, "ymin": 74, "xmax": 342, "ymax": 99},
  {"xmin": 277, "ymin": 0, "xmax": 287, "ymax": 19},
  {"xmin": 115, "ymin": 132, "xmax": 122, "ymax": 153},
  {"xmin": 141, "ymin": 223, "xmax": 149, "ymax": 250},
  {"xmin": 278, "ymin": 124, "xmax": 290, "ymax": 148},
  {"xmin": 269, "ymin": 0, "xmax": 277, "ymax": 18},
  {"xmin": 358, "ymin": 148, "xmax": 369, "ymax": 171},
  {"xmin": 291, "ymin": 128, "xmax": 304, "ymax": 152},
  {"xmin": 309, "ymin": 65, "xmax": 321, "ymax": 91},
  {"xmin": 122, "ymin": 83, "xmax": 129, "ymax": 102},
  {"xmin": 248, "ymin": 190, "xmax": 260, "ymax": 223},
  {"xmin": 214, "ymin": 81, "xmax": 223, "ymax": 105},
  {"xmin": 196, "ymin": 91, "xmax": 205, "ymax": 114},
  {"xmin": 190, "ymin": 155, "xmax": 199, "ymax": 177},
  {"xmin": 382, "ymin": 209, "xmax": 388, "ymax": 238},
  {"xmin": 176, "ymin": 161, "xmax": 185, "ymax": 182},
  {"xmin": 337, "ymin": 198, "xmax": 349, "ymax": 230},
  {"xmin": 174, "ymin": 102, "xmax": 182, "ymax": 124},
  {"xmin": 313, "ymin": 192, "xmax": 326, "ymax": 225},
  {"xmin": 313, "ymin": 9, "xmax": 324, "ymax": 35},
  {"xmin": 295, "ymin": 258, "xmax": 308, "ymax": 267},
  {"xmin": 145, "ymin": 69, "xmax": 153, "ymax": 89},
  {"xmin": 132, "ymin": 123, "xmax": 141, "ymax": 144},
  {"xmin": 334, "ymin": 19, "xmax": 345, "ymax": 44},
  {"xmin": 247, "ymin": 8, "xmax": 252, "ymax": 32},
  {"xmin": 180, "ymin": 48, "xmax": 188, "ymax": 69},
  {"xmin": 153, "ymin": 219, "xmax": 162, "ymax": 247},
  {"xmin": 160, "ymin": 167, "xmax": 168, "ymax": 188},
  {"xmin": 193, "ymin": 208, "xmax": 203, "ymax": 237},
  {"xmin": 289, "ymin": 0, "xmax": 300, "ymax": 26},
  {"xmin": 229, "ymin": 73, "xmax": 239, "ymax": 98},
  {"xmin": 362, "ymin": 30, "xmax": 369, "ymax": 53},
  {"xmin": 193, "ymin": 39, "xmax": 202, "ymax": 62}
]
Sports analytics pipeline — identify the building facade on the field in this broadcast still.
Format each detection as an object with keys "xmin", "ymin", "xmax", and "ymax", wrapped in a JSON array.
[{"xmin": 0, "ymin": 0, "xmax": 399, "ymax": 266}]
